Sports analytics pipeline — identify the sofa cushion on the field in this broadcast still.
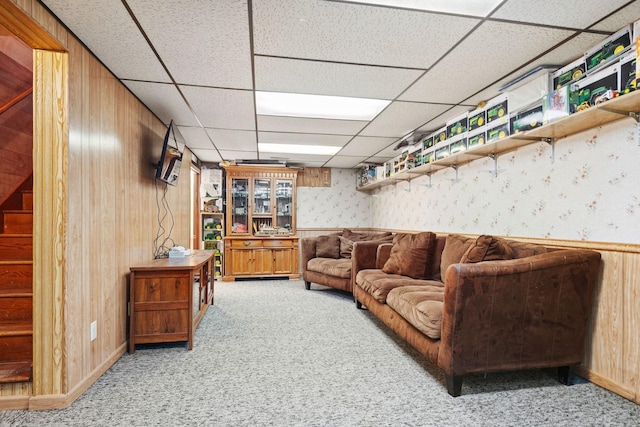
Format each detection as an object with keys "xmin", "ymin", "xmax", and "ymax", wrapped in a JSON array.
[
  {"xmin": 440, "ymin": 234, "xmax": 475, "ymax": 279},
  {"xmin": 460, "ymin": 235, "xmax": 514, "ymax": 263},
  {"xmin": 306, "ymin": 258, "xmax": 352, "ymax": 279},
  {"xmin": 506, "ymin": 240, "xmax": 548, "ymax": 258},
  {"xmin": 382, "ymin": 232, "xmax": 437, "ymax": 279},
  {"xmin": 339, "ymin": 233, "xmax": 393, "ymax": 258},
  {"xmin": 316, "ymin": 235, "xmax": 340, "ymax": 259},
  {"xmin": 387, "ymin": 285, "xmax": 445, "ymax": 340},
  {"xmin": 356, "ymin": 269, "xmax": 443, "ymax": 303}
]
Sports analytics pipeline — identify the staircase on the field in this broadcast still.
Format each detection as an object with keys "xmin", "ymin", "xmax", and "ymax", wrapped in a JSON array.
[{"xmin": 0, "ymin": 189, "xmax": 33, "ymax": 383}]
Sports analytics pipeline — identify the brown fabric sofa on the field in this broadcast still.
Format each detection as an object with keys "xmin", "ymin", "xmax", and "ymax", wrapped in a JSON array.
[
  {"xmin": 352, "ymin": 233, "xmax": 602, "ymax": 397},
  {"xmin": 300, "ymin": 229, "xmax": 393, "ymax": 292}
]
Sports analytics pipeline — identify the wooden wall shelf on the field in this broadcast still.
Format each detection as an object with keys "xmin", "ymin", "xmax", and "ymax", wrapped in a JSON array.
[{"xmin": 357, "ymin": 90, "xmax": 640, "ymax": 192}]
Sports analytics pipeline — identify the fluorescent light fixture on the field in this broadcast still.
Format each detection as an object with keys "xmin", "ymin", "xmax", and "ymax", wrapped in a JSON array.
[
  {"xmin": 334, "ymin": 0, "xmax": 503, "ymax": 17},
  {"xmin": 259, "ymin": 143, "xmax": 341, "ymax": 156},
  {"xmin": 256, "ymin": 91, "xmax": 390, "ymax": 121}
]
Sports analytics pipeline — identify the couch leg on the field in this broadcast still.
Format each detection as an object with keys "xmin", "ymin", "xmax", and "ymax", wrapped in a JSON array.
[
  {"xmin": 445, "ymin": 375, "xmax": 463, "ymax": 397},
  {"xmin": 304, "ymin": 281, "xmax": 311, "ymax": 290},
  {"xmin": 558, "ymin": 366, "xmax": 570, "ymax": 385},
  {"xmin": 355, "ymin": 299, "xmax": 363, "ymax": 309}
]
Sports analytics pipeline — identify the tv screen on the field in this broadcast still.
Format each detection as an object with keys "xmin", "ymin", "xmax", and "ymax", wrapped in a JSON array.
[{"xmin": 155, "ymin": 120, "xmax": 182, "ymax": 186}]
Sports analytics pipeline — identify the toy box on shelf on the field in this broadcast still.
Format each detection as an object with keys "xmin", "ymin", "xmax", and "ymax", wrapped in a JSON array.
[
  {"xmin": 542, "ymin": 84, "xmax": 578, "ymax": 124},
  {"xmin": 435, "ymin": 144, "xmax": 450, "ymax": 161},
  {"xmin": 619, "ymin": 50, "xmax": 637, "ymax": 94},
  {"xmin": 486, "ymin": 117, "xmax": 510, "ymax": 143},
  {"xmin": 422, "ymin": 135, "xmax": 434, "ymax": 151},
  {"xmin": 511, "ymin": 103, "xmax": 543, "ymax": 134},
  {"xmin": 573, "ymin": 62, "xmax": 620, "ymax": 112},
  {"xmin": 433, "ymin": 126, "xmax": 448, "ymax": 146},
  {"xmin": 357, "ymin": 165, "xmax": 377, "ymax": 187},
  {"xmin": 486, "ymin": 94, "xmax": 509, "ymax": 125},
  {"xmin": 448, "ymin": 132, "xmax": 468, "ymax": 155},
  {"xmin": 446, "ymin": 112, "xmax": 468, "ymax": 139},
  {"xmin": 552, "ymin": 57, "xmax": 586, "ymax": 90},
  {"xmin": 467, "ymin": 127, "xmax": 486, "ymax": 148},
  {"xmin": 468, "ymin": 107, "xmax": 486, "ymax": 131},
  {"xmin": 585, "ymin": 24, "xmax": 632, "ymax": 73}
]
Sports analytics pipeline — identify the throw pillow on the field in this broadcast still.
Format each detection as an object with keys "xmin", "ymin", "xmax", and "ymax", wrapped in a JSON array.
[
  {"xmin": 316, "ymin": 235, "xmax": 340, "ymax": 259},
  {"xmin": 439, "ymin": 234, "xmax": 475, "ymax": 278},
  {"xmin": 460, "ymin": 235, "xmax": 514, "ymax": 263},
  {"xmin": 382, "ymin": 232, "xmax": 437, "ymax": 279}
]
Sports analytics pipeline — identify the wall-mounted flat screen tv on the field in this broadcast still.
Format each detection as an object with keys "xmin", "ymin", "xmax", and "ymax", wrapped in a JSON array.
[{"xmin": 155, "ymin": 120, "xmax": 182, "ymax": 186}]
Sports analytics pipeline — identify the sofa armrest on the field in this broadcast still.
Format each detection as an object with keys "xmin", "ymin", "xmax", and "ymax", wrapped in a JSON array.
[
  {"xmin": 300, "ymin": 237, "xmax": 318, "ymax": 272},
  {"xmin": 376, "ymin": 243, "xmax": 393, "ymax": 269},
  {"xmin": 352, "ymin": 240, "xmax": 386, "ymax": 279},
  {"xmin": 437, "ymin": 249, "xmax": 601, "ymax": 378}
]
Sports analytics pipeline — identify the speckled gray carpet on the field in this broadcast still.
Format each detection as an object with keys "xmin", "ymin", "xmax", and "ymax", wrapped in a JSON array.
[{"xmin": 2, "ymin": 279, "xmax": 640, "ymax": 426}]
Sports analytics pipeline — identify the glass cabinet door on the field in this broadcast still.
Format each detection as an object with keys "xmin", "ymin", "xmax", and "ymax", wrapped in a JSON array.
[
  {"xmin": 230, "ymin": 178, "xmax": 249, "ymax": 234},
  {"xmin": 275, "ymin": 179, "xmax": 294, "ymax": 232},
  {"xmin": 253, "ymin": 178, "xmax": 272, "ymax": 231}
]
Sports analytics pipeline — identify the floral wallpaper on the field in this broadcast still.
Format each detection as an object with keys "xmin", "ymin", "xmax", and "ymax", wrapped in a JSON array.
[
  {"xmin": 297, "ymin": 168, "xmax": 370, "ymax": 228},
  {"xmin": 297, "ymin": 119, "xmax": 640, "ymax": 243},
  {"xmin": 369, "ymin": 118, "xmax": 640, "ymax": 243}
]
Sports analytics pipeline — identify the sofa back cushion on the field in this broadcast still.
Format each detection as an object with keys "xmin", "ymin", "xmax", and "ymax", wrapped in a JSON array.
[
  {"xmin": 339, "ymin": 231, "xmax": 394, "ymax": 258},
  {"xmin": 316, "ymin": 234, "xmax": 341, "ymax": 259},
  {"xmin": 506, "ymin": 240, "xmax": 548, "ymax": 258},
  {"xmin": 439, "ymin": 234, "xmax": 475, "ymax": 280},
  {"xmin": 382, "ymin": 232, "xmax": 437, "ymax": 279},
  {"xmin": 428, "ymin": 236, "xmax": 447, "ymax": 281},
  {"xmin": 460, "ymin": 235, "xmax": 514, "ymax": 263}
]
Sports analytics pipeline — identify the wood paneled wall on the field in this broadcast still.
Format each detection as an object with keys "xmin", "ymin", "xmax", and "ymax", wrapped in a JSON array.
[{"xmin": 0, "ymin": 0, "xmax": 192, "ymax": 409}]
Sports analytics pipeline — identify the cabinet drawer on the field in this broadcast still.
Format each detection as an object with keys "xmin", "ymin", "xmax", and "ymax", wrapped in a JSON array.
[
  {"xmin": 263, "ymin": 239, "xmax": 293, "ymax": 248},
  {"xmin": 231, "ymin": 239, "xmax": 263, "ymax": 248}
]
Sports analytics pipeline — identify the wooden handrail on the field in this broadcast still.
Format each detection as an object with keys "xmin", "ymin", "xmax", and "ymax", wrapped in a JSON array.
[{"xmin": 0, "ymin": 87, "xmax": 32, "ymax": 116}]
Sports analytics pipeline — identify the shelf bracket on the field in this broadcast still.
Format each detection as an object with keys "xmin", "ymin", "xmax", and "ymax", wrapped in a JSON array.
[
  {"xmin": 449, "ymin": 165, "xmax": 460, "ymax": 183},
  {"xmin": 541, "ymin": 137, "xmax": 556, "ymax": 164},
  {"xmin": 597, "ymin": 106, "xmax": 640, "ymax": 123},
  {"xmin": 488, "ymin": 153, "xmax": 499, "ymax": 177}
]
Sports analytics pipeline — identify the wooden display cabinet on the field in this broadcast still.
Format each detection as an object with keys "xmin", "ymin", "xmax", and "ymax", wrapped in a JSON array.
[{"xmin": 222, "ymin": 165, "xmax": 299, "ymax": 281}]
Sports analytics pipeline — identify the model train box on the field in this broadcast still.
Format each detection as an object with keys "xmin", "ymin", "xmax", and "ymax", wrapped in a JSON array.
[
  {"xmin": 510, "ymin": 103, "xmax": 543, "ymax": 134},
  {"xmin": 423, "ymin": 150, "xmax": 436, "ymax": 164},
  {"xmin": 486, "ymin": 119, "xmax": 510, "ymax": 143},
  {"xmin": 446, "ymin": 112, "xmax": 468, "ymax": 139},
  {"xmin": 619, "ymin": 50, "xmax": 637, "ymax": 94},
  {"xmin": 467, "ymin": 127, "xmax": 486, "ymax": 148},
  {"xmin": 485, "ymin": 94, "xmax": 509, "ymax": 125},
  {"xmin": 448, "ymin": 133, "xmax": 468, "ymax": 155},
  {"xmin": 552, "ymin": 57, "xmax": 586, "ymax": 89},
  {"xmin": 574, "ymin": 63, "xmax": 620, "ymax": 112},
  {"xmin": 542, "ymin": 84, "xmax": 578, "ymax": 124},
  {"xmin": 468, "ymin": 107, "xmax": 486, "ymax": 131},
  {"xmin": 585, "ymin": 24, "xmax": 632, "ymax": 72}
]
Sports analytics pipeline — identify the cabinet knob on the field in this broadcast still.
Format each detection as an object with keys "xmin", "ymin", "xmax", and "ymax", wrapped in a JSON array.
[{"xmin": 243, "ymin": 241, "xmax": 251, "ymax": 246}]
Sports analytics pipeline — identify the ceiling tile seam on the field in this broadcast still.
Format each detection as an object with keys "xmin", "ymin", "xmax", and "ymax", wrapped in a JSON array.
[
  {"xmin": 248, "ymin": 0, "xmax": 262, "ymax": 162},
  {"xmin": 121, "ymin": 79, "xmax": 255, "ymax": 93},
  {"xmin": 253, "ymin": 53, "xmax": 428, "ymax": 73},
  {"xmin": 120, "ymin": 0, "xmax": 224, "ymax": 162}
]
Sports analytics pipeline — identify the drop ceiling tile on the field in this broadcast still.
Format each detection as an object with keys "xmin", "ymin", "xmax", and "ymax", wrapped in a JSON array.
[
  {"xmin": 220, "ymin": 150, "xmax": 258, "ymax": 161},
  {"xmin": 122, "ymin": 81, "xmax": 198, "ymax": 126},
  {"xmin": 257, "ymin": 132, "xmax": 351, "ymax": 146},
  {"xmin": 180, "ymin": 86, "xmax": 256, "ymax": 130},
  {"xmin": 42, "ymin": 0, "xmax": 171, "ymax": 82},
  {"xmin": 191, "ymin": 149, "xmax": 222, "ymax": 163},
  {"xmin": 492, "ymin": 0, "xmax": 630, "ymax": 29},
  {"xmin": 126, "ymin": 0, "xmax": 253, "ymax": 89},
  {"xmin": 374, "ymin": 144, "xmax": 405, "ymax": 159},
  {"xmin": 259, "ymin": 152, "xmax": 333, "ymax": 165},
  {"xmin": 416, "ymin": 105, "xmax": 472, "ymax": 134},
  {"xmin": 253, "ymin": 0, "xmax": 479, "ymax": 69},
  {"xmin": 360, "ymin": 102, "xmax": 452, "ymax": 138},
  {"xmin": 176, "ymin": 126, "xmax": 213, "ymax": 150},
  {"xmin": 338, "ymin": 136, "xmax": 398, "ymax": 156},
  {"xmin": 254, "ymin": 57, "xmax": 424, "ymax": 99},
  {"xmin": 257, "ymin": 115, "xmax": 367, "ymax": 135},
  {"xmin": 324, "ymin": 156, "xmax": 369, "ymax": 168},
  {"xmin": 366, "ymin": 156, "xmax": 396, "ymax": 165},
  {"xmin": 590, "ymin": 3, "xmax": 640, "ymax": 32},
  {"xmin": 204, "ymin": 129, "xmax": 257, "ymax": 151},
  {"xmin": 399, "ymin": 21, "xmax": 574, "ymax": 104}
]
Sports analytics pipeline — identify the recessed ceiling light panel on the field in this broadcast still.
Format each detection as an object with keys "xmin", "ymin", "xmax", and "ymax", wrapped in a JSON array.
[
  {"xmin": 259, "ymin": 142, "xmax": 341, "ymax": 155},
  {"xmin": 256, "ymin": 91, "xmax": 390, "ymax": 121},
  {"xmin": 335, "ymin": 0, "xmax": 503, "ymax": 17}
]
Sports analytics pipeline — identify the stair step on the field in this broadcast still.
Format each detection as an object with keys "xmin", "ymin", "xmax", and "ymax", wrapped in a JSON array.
[
  {"xmin": 22, "ymin": 191, "xmax": 32, "ymax": 211},
  {"xmin": 0, "ymin": 235, "xmax": 31, "ymax": 260},
  {"xmin": 0, "ymin": 361, "xmax": 32, "ymax": 383},
  {"xmin": 0, "ymin": 326, "xmax": 32, "ymax": 361},
  {"xmin": 0, "ymin": 296, "xmax": 32, "ymax": 322},
  {"xmin": 0, "ymin": 261, "xmax": 32, "ymax": 290},
  {"xmin": 2, "ymin": 210, "xmax": 32, "ymax": 234}
]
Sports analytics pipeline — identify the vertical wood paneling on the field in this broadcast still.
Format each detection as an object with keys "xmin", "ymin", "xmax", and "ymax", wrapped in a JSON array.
[
  {"xmin": 623, "ymin": 252, "xmax": 640, "ymax": 394},
  {"xmin": 32, "ymin": 49, "xmax": 67, "ymax": 396}
]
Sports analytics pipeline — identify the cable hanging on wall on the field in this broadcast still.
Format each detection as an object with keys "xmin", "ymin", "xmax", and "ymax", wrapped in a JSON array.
[{"xmin": 153, "ymin": 179, "xmax": 176, "ymax": 259}]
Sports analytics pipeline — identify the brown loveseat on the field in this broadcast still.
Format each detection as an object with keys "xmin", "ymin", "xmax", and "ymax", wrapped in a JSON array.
[
  {"xmin": 300, "ymin": 229, "xmax": 393, "ymax": 292},
  {"xmin": 352, "ymin": 233, "xmax": 601, "ymax": 397}
]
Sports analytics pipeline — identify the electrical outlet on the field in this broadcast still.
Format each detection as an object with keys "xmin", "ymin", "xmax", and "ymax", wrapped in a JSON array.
[{"xmin": 90, "ymin": 321, "xmax": 97, "ymax": 341}]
